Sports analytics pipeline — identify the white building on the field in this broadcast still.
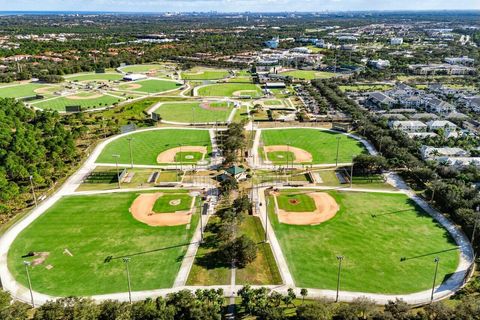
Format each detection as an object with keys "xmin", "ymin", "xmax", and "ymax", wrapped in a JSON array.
[
  {"xmin": 368, "ymin": 59, "xmax": 390, "ymax": 69},
  {"xmin": 444, "ymin": 56, "xmax": 475, "ymax": 66},
  {"xmin": 390, "ymin": 37, "xmax": 404, "ymax": 45},
  {"xmin": 437, "ymin": 157, "xmax": 480, "ymax": 167},
  {"xmin": 426, "ymin": 120, "xmax": 457, "ymax": 131},
  {"xmin": 420, "ymin": 146, "xmax": 468, "ymax": 160},
  {"xmin": 123, "ymin": 74, "xmax": 148, "ymax": 81},
  {"xmin": 389, "ymin": 120, "xmax": 427, "ymax": 133}
]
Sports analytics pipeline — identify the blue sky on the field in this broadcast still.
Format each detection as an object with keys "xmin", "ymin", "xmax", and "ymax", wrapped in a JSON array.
[{"xmin": 1, "ymin": 0, "xmax": 479, "ymax": 12}]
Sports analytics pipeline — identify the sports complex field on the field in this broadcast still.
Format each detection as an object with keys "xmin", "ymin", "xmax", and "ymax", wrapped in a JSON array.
[
  {"xmin": 0, "ymin": 83, "xmax": 48, "ymax": 98},
  {"xmin": 279, "ymin": 70, "xmax": 336, "ymax": 80},
  {"xmin": 118, "ymin": 79, "xmax": 181, "ymax": 93},
  {"xmin": 196, "ymin": 83, "xmax": 263, "ymax": 97},
  {"xmin": 65, "ymin": 73, "xmax": 124, "ymax": 82},
  {"xmin": 260, "ymin": 128, "xmax": 366, "ymax": 164},
  {"xmin": 31, "ymin": 93, "xmax": 124, "ymax": 111},
  {"xmin": 181, "ymin": 67, "xmax": 230, "ymax": 80},
  {"xmin": 96, "ymin": 129, "xmax": 212, "ymax": 165},
  {"xmin": 7, "ymin": 191, "xmax": 199, "ymax": 296},
  {"xmin": 268, "ymin": 190, "xmax": 459, "ymax": 293},
  {"xmin": 153, "ymin": 101, "xmax": 234, "ymax": 123}
]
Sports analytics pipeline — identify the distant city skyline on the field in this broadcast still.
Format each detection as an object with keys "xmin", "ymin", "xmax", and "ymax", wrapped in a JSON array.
[{"xmin": 2, "ymin": 0, "xmax": 480, "ymax": 13}]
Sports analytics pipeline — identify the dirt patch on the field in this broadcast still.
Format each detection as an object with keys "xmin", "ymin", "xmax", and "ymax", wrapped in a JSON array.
[
  {"xmin": 34, "ymin": 86, "xmax": 57, "ymax": 94},
  {"xmin": 129, "ymin": 193, "xmax": 193, "ymax": 226},
  {"xmin": 200, "ymin": 101, "xmax": 228, "ymax": 111},
  {"xmin": 156, "ymin": 146, "xmax": 207, "ymax": 163},
  {"xmin": 66, "ymin": 93, "xmax": 103, "ymax": 100},
  {"xmin": 120, "ymin": 83, "xmax": 142, "ymax": 90},
  {"xmin": 32, "ymin": 252, "xmax": 50, "ymax": 266},
  {"xmin": 288, "ymin": 199, "xmax": 300, "ymax": 205},
  {"xmin": 264, "ymin": 145, "xmax": 313, "ymax": 163},
  {"xmin": 275, "ymin": 192, "xmax": 339, "ymax": 225}
]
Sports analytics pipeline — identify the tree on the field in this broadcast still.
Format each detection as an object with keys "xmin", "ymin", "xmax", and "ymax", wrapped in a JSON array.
[
  {"xmin": 232, "ymin": 235, "xmax": 257, "ymax": 268},
  {"xmin": 296, "ymin": 299, "xmax": 333, "ymax": 320},
  {"xmin": 233, "ymin": 194, "xmax": 252, "ymax": 214},
  {"xmin": 300, "ymin": 288, "xmax": 308, "ymax": 304},
  {"xmin": 382, "ymin": 299, "xmax": 410, "ymax": 320}
]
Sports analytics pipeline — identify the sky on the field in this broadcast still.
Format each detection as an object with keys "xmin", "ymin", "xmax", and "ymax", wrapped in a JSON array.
[{"xmin": 1, "ymin": 0, "xmax": 479, "ymax": 12}]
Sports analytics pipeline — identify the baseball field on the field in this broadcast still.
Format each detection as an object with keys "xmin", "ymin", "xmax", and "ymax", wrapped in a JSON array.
[
  {"xmin": 196, "ymin": 83, "xmax": 263, "ymax": 97},
  {"xmin": 260, "ymin": 128, "xmax": 366, "ymax": 164},
  {"xmin": 96, "ymin": 129, "xmax": 212, "ymax": 165},
  {"xmin": 268, "ymin": 190, "xmax": 459, "ymax": 293},
  {"xmin": 7, "ymin": 191, "xmax": 199, "ymax": 296},
  {"xmin": 181, "ymin": 68, "xmax": 230, "ymax": 80},
  {"xmin": 118, "ymin": 79, "xmax": 180, "ymax": 94},
  {"xmin": 31, "ymin": 93, "xmax": 123, "ymax": 111},
  {"xmin": 65, "ymin": 73, "xmax": 124, "ymax": 82},
  {"xmin": 279, "ymin": 70, "xmax": 336, "ymax": 80},
  {"xmin": 0, "ymin": 83, "xmax": 49, "ymax": 98},
  {"xmin": 154, "ymin": 101, "xmax": 234, "ymax": 123}
]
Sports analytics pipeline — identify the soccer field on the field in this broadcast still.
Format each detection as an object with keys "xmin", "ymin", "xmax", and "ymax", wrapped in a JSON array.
[
  {"xmin": 154, "ymin": 101, "xmax": 233, "ymax": 123},
  {"xmin": 268, "ymin": 190, "xmax": 460, "ymax": 293},
  {"xmin": 260, "ymin": 128, "xmax": 366, "ymax": 164},
  {"xmin": 96, "ymin": 129, "xmax": 212, "ymax": 165},
  {"xmin": 31, "ymin": 93, "xmax": 123, "ymax": 111},
  {"xmin": 196, "ymin": 83, "xmax": 262, "ymax": 97},
  {"xmin": 8, "ymin": 191, "xmax": 199, "ymax": 296}
]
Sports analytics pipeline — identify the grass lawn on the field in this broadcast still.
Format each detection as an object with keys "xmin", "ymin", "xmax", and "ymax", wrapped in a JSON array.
[
  {"xmin": 276, "ymin": 193, "xmax": 316, "ymax": 212},
  {"xmin": 266, "ymin": 151, "xmax": 295, "ymax": 164},
  {"xmin": 31, "ymin": 94, "xmax": 123, "ymax": 111},
  {"xmin": 8, "ymin": 192, "xmax": 198, "ymax": 296},
  {"xmin": 236, "ymin": 216, "xmax": 282, "ymax": 285},
  {"xmin": 0, "ymin": 83, "xmax": 47, "ymax": 98},
  {"xmin": 268, "ymin": 190, "xmax": 459, "ymax": 293},
  {"xmin": 279, "ymin": 70, "xmax": 336, "ymax": 80},
  {"xmin": 120, "ymin": 79, "xmax": 180, "ymax": 94},
  {"xmin": 232, "ymin": 105, "xmax": 249, "ymax": 123},
  {"xmin": 96, "ymin": 129, "xmax": 212, "ymax": 165},
  {"xmin": 317, "ymin": 170, "xmax": 396, "ymax": 190},
  {"xmin": 263, "ymin": 99, "xmax": 284, "ymax": 106},
  {"xmin": 181, "ymin": 68, "xmax": 230, "ymax": 80},
  {"xmin": 197, "ymin": 83, "xmax": 262, "ymax": 97},
  {"xmin": 65, "ymin": 73, "xmax": 123, "ymax": 82},
  {"xmin": 152, "ymin": 194, "xmax": 192, "ymax": 213},
  {"xmin": 120, "ymin": 64, "xmax": 165, "ymax": 73},
  {"xmin": 175, "ymin": 151, "xmax": 204, "ymax": 163},
  {"xmin": 260, "ymin": 129, "xmax": 366, "ymax": 164},
  {"xmin": 155, "ymin": 101, "xmax": 232, "ymax": 123}
]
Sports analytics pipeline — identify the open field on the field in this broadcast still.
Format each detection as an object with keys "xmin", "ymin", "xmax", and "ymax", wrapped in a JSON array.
[
  {"xmin": 152, "ymin": 193, "xmax": 192, "ymax": 213},
  {"xmin": 154, "ymin": 101, "xmax": 233, "ymax": 123},
  {"xmin": 120, "ymin": 64, "xmax": 166, "ymax": 74},
  {"xmin": 268, "ymin": 190, "xmax": 459, "ymax": 293},
  {"xmin": 196, "ymin": 83, "xmax": 262, "ymax": 97},
  {"xmin": 65, "ymin": 73, "xmax": 124, "ymax": 82},
  {"xmin": 31, "ymin": 93, "xmax": 123, "ymax": 111},
  {"xmin": 181, "ymin": 68, "xmax": 230, "ymax": 80},
  {"xmin": 279, "ymin": 70, "xmax": 336, "ymax": 80},
  {"xmin": 339, "ymin": 84, "xmax": 394, "ymax": 92},
  {"xmin": 118, "ymin": 79, "xmax": 180, "ymax": 94},
  {"xmin": 276, "ymin": 193, "xmax": 316, "ymax": 212},
  {"xmin": 0, "ymin": 83, "xmax": 48, "ymax": 98},
  {"xmin": 8, "ymin": 192, "xmax": 199, "ymax": 296},
  {"xmin": 260, "ymin": 129, "xmax": 366, "ymax": 164},
  {"xmin": 96, "ymin": 129, "xmax": 212, "ymax": 165}
]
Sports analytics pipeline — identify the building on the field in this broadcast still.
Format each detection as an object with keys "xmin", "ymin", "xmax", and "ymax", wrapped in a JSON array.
[
  {"xmin": 425, "ymin": 98, "xmax": 456, "ymax": 114},
  {"xmin": 264, "ymin": 82, "xmax": 286, "ymax": 89},
  {"xmin": 265, "ymin": 37, "xmax": 279, "ymax": 49},
  {"xmin": 366, "ymin": 92, "xmax": 395, "ymax": 109},
  {"xmin": 437, "ymin": 157, "xmax": 480, "ymax": 167},
  {"xmin": 426, "ymin": 120, "xmax": 457, "ymax": 131},
  {"xmin": 420, "ymin": 146, "xmax": 468, "ymax": 160},
  {"xmin": 225, "ymin": 166, "xmax": 247, "ymax": 181},
  {"xmin": 390, "ymin": 37, "xmax": 404, "ymax": 45},
  {"xmin": 368, "ymin": 59, "xmax": 390, "ymax": 69},
  {"xmin": 389, "ymin": 120, "xmax": 427, "ymax": 133},
  {"xmin": 408, "ymin": 63, "xmax": 475, "ymax": 75},
  {"xmin": 123, "ymin": 74, "xmax": 148, "ymax": 81},
  {"xmin": 444, "ymin": 56, "xmax": 475, "ymax": 66}
]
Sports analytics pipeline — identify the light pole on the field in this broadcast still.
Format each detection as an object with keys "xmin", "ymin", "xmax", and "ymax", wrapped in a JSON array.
[
  {"xmin": 123, "ymin": 257, "xmax": 132, "ymax": 304},
  {"xmin": 179, "ymin": 144, "xmax": 183, "ymax": 172},
  {"xmin": 127, "ymin": 138, "xmax": 134, "ymax": 169},
  {"xmin": 264, "ymin": 197, "xmax": 269, "ymax": 243},
  {"xmin": 335, "ymin": 136, "xmax": 341, "ymax": 167},
  {"xmin": 471, "ymin": 207, "xmax": 479, "ymax": 260},
  {"xmin": 350, "ymin": 155, "xmax": 355, "ymax": 188},
  {"xmin": 431, "ymin": 257, "xmax": 440, "ymax": 302},
  {"xmin": 29, "ymin": 176, "xmax": 37, "ymax": 207},
  {"xmin": 23, "ymin": 261, "xmax": 34, "ymax": 307},
  {"xmin": 335, "ymin": 255, "xmax": 344, "ymax": 302},
  {"xmin": 112, "ymin": 154, "xmax": 121, "ymax": 189}
]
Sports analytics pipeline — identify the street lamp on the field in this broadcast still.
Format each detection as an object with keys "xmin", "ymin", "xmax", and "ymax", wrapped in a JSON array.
[
  {"xmin": 335, "ymin": 136, "xmax": 341, "ymax": 167},
  {"xmin": 23, "ymin": 261, "xmax": 34, "ymax": 307},
  {"xmin": 431, "ymin": 257, "xmax": 440, "ymax": 302},
  {"xmin": 123, "ymin": 257, "xmax": 132, "ymax": 304},
  {"xmin": 112, "ymin": 154, "xmax": 121, "ymax": 189},
  {"xmin": 29, "ymin": 176, "xmax": 37, "ymax": 207},
  {"xmin": 127, "ymin": 138, "xmax": 134, "ymax": 169},
  {"xmin": 335, "ymin": 255, "xmax": 344, "ymax": 302}
]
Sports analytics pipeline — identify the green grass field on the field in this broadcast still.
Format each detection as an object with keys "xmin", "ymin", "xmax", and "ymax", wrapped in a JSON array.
[
  {"xmin": 196, "ymin": 83, "xmax": 262, "ymax": 97},
  {"xmin": 31, "ymin": 94, "xmax": 123, "ymax": 111},
  {"xmin": 175, "ymin": 152, "xmax": 204, "ymax": 163},
  {"xmin": 263, "ymin": 99, "xmax": 283, "ymax": 106},
  {"xmin": 8, "ymin": 192, "xmax": 199, "ymax": 296},
  {"xmin": 0, "ymin": 83, "xmax": 47, "ymax": 98},
  {"xmin": 119, "ymin": 79, "xmax": 180, "ymax": 94},
  {"xmin": 279, "ymin": 70, "xmax": 336, "ymax": 80},
  {"xmin": 65, "ymin": 73, "xmax": 124, "ymax": 82},
  {"xmin": 154, "ymin": 101, "xmax": 232, "ymax": 123},
  {"xmin": 181, "ymin": 68, "xmax": 230, "ymax": 80},
  {"xmin": 120, "ymin": 64, "xmax": 165, "ymax": 73},
  {"xmin": 260, "ymin": 129, "xmax": 366, "ymax": 164},
  {"xmin": 276, "ymin": 193, "xmax": 316, "ymax": 212},
  {"xmin": 268, "ymin": 190, "xmax": 459, "ymax": 293},
  {"xmin": 96, "ymin": 129, "xmax": 212, "ymax": 165},
  {"xmin": 152, "ymin": 194, "xmax": 192, "ymax": 213}
]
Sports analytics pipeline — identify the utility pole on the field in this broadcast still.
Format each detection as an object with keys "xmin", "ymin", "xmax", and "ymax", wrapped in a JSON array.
[
  {"xmin": 123, "ymin": 257, "xmax": 132, "ymax": 304},
  {"xmin": 127, "ymin": 138, "xmax": 134, "ymax": 169},
  {"xmin": 431, "ymin": 257, "xmax": 440, "ymax": 302},
  {"xmin": 23, "ymin": 261, "xmax": 35, "ymax": 307},
  {"xmin": 336, "ymin": 255, "xmax": 344, "ymax": 302},
  {"xmin": 335, "ymin": 136, "xmax": 341, "ymax": 167},
  {"xmin": 112, "ymin": 154, "xmax": 121, "ymax": 189},
  {"xmin": 29, "ymin": 176, "xmax": 37, "ymax": 207}
]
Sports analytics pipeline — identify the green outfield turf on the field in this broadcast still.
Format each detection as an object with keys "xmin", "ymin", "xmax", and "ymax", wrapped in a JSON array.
[
  {"xmin": 175, "ymin": 151, "xmax": 205, "ymax": 163},
  {"xmin": 260, "ymin": 129, "xmax": 366, "ymax": 164},
  {"xmin": 119, "ymin": 79, "xmax": 180, "ymax": 93},
  {"xmin": 0, "ymin": 83, "xmax": 48, "ymax": 98},
  {"xmin": 181, "ymin": 68, "xmax": 230, "ymax": 80},
  {"xmin": 196, "ymin": 83, "xmax": 262, "ymax": 97},
  {"xmin": 96, "ymin": 129, "xmax": 212, "ymax": 165},
  {"xmin": 276, "ymin": 193, "xmax": 316, "ymax": 212},
  {"xmin": 266, "ymin": 151, "xmax": 295, "ymax": 164},
  {"xmin": 279, "ymin": 70, "xmax": 336, "ymax": 80},
  {"xmin": 152, "ymin": 194, "xmax": 192, "ymax": 213},
  {"xmin": 154, "ymin": 101, "xmax": 233, "ymax": 123},
  {"xmin": 268, "ymin": 190, "xmax": 460, "ymax": 294},
  {"xmin": 8, "ymin": 192, "xmax": 199, "ymax": 296},
  {"xmin": 120, "ymin": 64, "xmax": 165, "ymax": 73},
  {"xmin": 65, "ymin": 73, "xmax": 124, "ymax": 82},
  {"xmin": 31, "ymin": 93, "xmax": 123, "ymax": 111}
]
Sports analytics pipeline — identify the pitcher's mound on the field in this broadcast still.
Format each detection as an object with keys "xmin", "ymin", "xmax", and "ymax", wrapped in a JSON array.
[
  {"xmin": 156, "ymin": 146, "xmax": 207, "ymax": 163},
  {"xmin": 275, "ymin": 192, "xmax": 339, "ymax": 225},
  {"xmin": 264, "ymin": 145, "xmax": 312, "ymax": 163},
  {"xmin": 129, "ymin": 193, "xmax": 192, "ymax": 226}
]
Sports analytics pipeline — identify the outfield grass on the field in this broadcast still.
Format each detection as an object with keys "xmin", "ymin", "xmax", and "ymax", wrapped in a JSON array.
[
  {"xmin": 152, "ymin": 194, "xmax": 192, "ymax": 213},
  {"xmin": 279, "ymin": 70, "xmax": 336, "ymax": 80},
  {"xmin": 276, "ymin": 193, "xmax": 316, "ymax": 212},
  {"xmin": 268, "ymin": 190, "xmax": 459, "ymax": 293},
  {"xmin": 197, "ymin": 83, "xmax": 262, "ymax": 97},
  {"xmin": 8, "ymin": 192, "xmax": 199, "ymax": 296},
  {"xmin": 66, "ymin": 73, "xmax": 123, "ymax": 82},
  {"xmin": 119, "ymin": 79, "xmax": 180, "ymax": 94},
  {"xmin": 260, "ymin": 129, "xmax": 366, "ymax": 164},
  {"xmin": 0, "ymin": 83, "xmax": 47, "ymax": 98},
  {"xmin": 120, "ymin": 64, "xmax": 165, "ymax": 73},
  {"xmin": 175, "ymin": 152, "xmax": 204, "ymax": 163},
  {"xmin": 155, "ymin": 101, "xmax": 232, "ymax": 123},
  {"xmin": 181, "ymin": 68, "xmax": 230, "ymax": 80},
  {"xmin": 96, "ymin": 129, "xmax": 212, "ymax": 165},
  {"xmin": 31, "ymin": 94, "xmax": 123, "ymax": 111}
]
